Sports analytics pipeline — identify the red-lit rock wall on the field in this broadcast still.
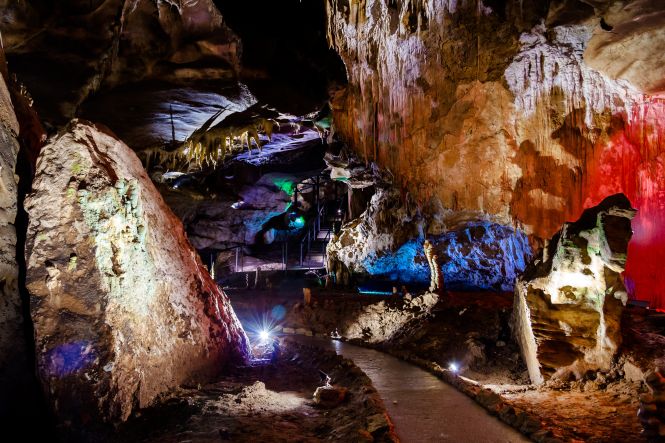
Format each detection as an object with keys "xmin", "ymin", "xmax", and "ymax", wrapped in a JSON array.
[{"xmin": 326, "ymin": 0, "xmax": 665, "ymax": 308}]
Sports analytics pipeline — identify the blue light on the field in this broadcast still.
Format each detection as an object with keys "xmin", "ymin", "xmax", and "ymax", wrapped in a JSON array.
[
  {"xmin": 45, "ymin": 341, "xmax": 96, "ymax": 377},
  {"xmin": 357, "ymin": 289, "xmax": 394, "ymax": 296},
  {"xmin": 289, "ymin": 216, "xmax": 306, "ymax": 229}
]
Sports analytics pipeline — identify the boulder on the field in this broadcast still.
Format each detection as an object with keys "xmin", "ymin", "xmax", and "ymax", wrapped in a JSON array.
[
  {"xmin": 313, "ymin": 385, "xmax": 347, "ymax": 408},
  {"xmin": 24, "ymin": 120, "xmax": 249, "ymax": 425},
  {"xmin": 513, "ymin": 194, "xmax": 635, "ymax": 384},
  {"xmin": 639, "ymin": 367, "xmax": 665, "ymax": 442}
]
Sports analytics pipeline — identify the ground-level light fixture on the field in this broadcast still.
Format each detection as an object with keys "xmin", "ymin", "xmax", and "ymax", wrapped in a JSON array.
[
  {"xmin": 259, "ymin": 329, "xmax": 271, "ymax": 342},
  {"xmin": 449, "ymin": 362, "xmax": 459, "ymax": 373}
]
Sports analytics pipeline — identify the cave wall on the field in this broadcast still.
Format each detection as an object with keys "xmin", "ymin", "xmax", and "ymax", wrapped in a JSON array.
[
  {"xmin": 0, "ymin": 46, "xmax": 30, "ymax": 421},
  {"xmin": 326, "ymin": 0, "xmax": 665, "ymax": 308}
]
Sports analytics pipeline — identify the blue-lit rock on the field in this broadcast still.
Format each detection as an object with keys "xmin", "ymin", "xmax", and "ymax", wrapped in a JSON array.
[{"xmin": 327, "ymin": 189, "xmax": 531, "ymax": 291}]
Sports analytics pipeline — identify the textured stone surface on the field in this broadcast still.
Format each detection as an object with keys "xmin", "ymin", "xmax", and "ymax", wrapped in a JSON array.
[
  {"xmin": 639, "ymin": 367, "xmax": 665, "ymax": 441},
  {"xmin": 4, "ymin": 0, "xmax": 240, "ymax": 125},
  {"xmin": 513, "ymin": 194, "xmax": 635, "ymax": 384},
  {"xmin": 0, "ymin": 51, "xmax": 29, "ymax": 418},
  {"xmin": 584, "ymin": 1, "xmax": 665, "ymax": 95},
  {"xmin": 326, "ymin": 0, "xmax": 665, "ymax": 309},
  {"xmin": 25, "ymin": 120, "xmax": 249, "ymax": 425},
  {"xmin": 177, "ymin": 172, "xmax": 296, "ymax": 250},
  {"xmin": 327, "ymin": 187, "xmax": 531, "ymax": 291}
]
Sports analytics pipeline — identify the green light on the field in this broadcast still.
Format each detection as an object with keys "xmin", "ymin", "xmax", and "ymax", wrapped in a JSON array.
[
  {"xmin": 272, "ymin": 178, "xmax": 294, "ymax": 195},
  {"xmin": 294, "ymin": 216, "xmax": 305, "ymax": 228}
]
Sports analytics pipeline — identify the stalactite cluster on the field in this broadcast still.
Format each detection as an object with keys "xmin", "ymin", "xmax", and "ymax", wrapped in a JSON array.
[{"xmin": 326, "ymin": 0, "xmax": 665, "ymax": 308}]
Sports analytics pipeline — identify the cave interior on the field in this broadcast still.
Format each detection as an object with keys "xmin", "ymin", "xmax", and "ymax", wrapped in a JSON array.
[{"xmin": 0, "ymin": 0, "xmax": 665, "ymax": 442}]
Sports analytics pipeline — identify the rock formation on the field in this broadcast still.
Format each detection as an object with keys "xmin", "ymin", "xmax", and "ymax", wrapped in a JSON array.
[
  {"xmin": 0, "ymin": 48, "xmax": 31, "ymax": 420},
  {"xmin": 3, "ymin": 0, "xmax": 240, "ymax": 125},
  {"xmin": 639, "ymin": 367, "xmax": 665, "ymax": 441},
  {"xmin": 177, "ymin": 172, "xmax": 298, "ymax": 250},
  {"xmin": 513, "ymin": 194, "xmax": 635, "ymax": 385},
  {"xmin": 327, "ymin": 187, "xmax": 531, "ymax": 290},
  {"xmin": 24, "ymin": 120, "xmax": 249, "ymax": 425},
  {"xmin": 325, "ymin": 0, "xmax": 665, "ymax": 309}
]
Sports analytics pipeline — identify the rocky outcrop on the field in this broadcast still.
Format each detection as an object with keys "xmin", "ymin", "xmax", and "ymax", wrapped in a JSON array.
[
  {"xmin": 326, "ymin": 0, "xmax": 665, "ymax": 309},
  {"xmin": 4, "ymin": 0, "xmax": 240, "ymax": 125},
  {"xmin": 178, "ymin": 172, "xmax": 297, "ymax": 250},
  {"xmin": 24, "ymin": 120, "xmax": 249, "ymax": 425},
  {"xmin": 327, "ymin": 187, "xmax": 531, "ymax": 290},
  {"xmin": 513, "ymin": 194, "xmax": 635, "ymax": 385},
  {"xmin": 0, "ymin": 50, "xmax": 31, "ymax": 419},
  {"xmin": 639, "ymin": 367, "xmax": 665, "ymax": 441}
]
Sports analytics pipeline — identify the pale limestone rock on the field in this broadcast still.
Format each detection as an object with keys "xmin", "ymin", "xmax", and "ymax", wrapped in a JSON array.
[
  {"xmin": 325, "ymin": 0, "xmax": 659, "ymax": 240},
  {"xmin": 513, "ymin": 194, "xmax": 635, "ymax": 384},
  {"xmin": 342, "ymin": 292, "xmax": 438, "ymax": 344},
  {"xmin": 584, "ymin": 2, "xmax": 665, "ymax": 95},
  {"xmin": 25, "ymin": 120, "xmax": 249, "ymax": 424}
]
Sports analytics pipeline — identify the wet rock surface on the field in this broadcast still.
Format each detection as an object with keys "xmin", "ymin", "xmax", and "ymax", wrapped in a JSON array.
[
  {"xmin": 513, "ymin": 194, "xmax": 636, "ymax": 384},
  {"xmin": 24, "ymin": 120, "xmax": 249, "ymax": 427}
]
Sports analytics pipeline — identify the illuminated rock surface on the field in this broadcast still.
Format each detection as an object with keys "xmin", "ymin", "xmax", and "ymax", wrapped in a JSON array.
[
  {"xmin": 24, "ymin": 120, "xmax": 249, "ymax": 425},
  {"xmin": 513, "ymin": 194, "xmax": 635, "ymax": 385},
  {"xmin": 326, "ymin": 0, "xmax": 665, "ymax": 309},
  {"xmin": 327, "ymin": 187, "xmax": 531, "ymax": 290},
  {"xmin": 639, "ymin": 367, "xmax": 665, "ymax": 441}
]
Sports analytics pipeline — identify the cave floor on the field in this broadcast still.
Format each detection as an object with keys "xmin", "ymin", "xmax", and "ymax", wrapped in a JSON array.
[
  {"xmin": 226, "ymin": 277, "xmax": 650, "ymax": 442},
  {"xmin": 110, "ymin": 339, "xmax": 393, "ymax": 443}
]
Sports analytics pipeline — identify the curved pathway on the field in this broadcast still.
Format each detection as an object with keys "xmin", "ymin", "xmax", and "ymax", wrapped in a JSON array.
[{"xmin": 294, "ymin": 337, "xmax": 530, "ymax": 443}]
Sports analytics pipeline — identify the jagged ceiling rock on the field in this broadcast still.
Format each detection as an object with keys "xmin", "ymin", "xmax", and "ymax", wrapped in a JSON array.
[
  {"xmin": 24, "ymin": 120, "xmax": 249, "ymax": 425},
  {"xmin": 326, "ymin": 187, "xmax": 531, "ymax": 291},
  {"xmin": 512, "ymin": 194, "xmax": 635, "ymax": 385},
  {"xmin": 326, "ymin": 0, "xmax": 665, "ymax": 308},
  {"xmin": 4, "ymin": 0, "xmax": 240, "ymax": 125}
]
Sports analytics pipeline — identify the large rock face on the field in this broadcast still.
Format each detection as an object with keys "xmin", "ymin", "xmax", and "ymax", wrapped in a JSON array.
[
  {"xmin": 25, "ymin": 120, "xmax": 249, "ymax": 425},
  {"xmin": 4, "ymin": 0, "xmax": 240, "ymax": 125},
  {"xmin": 513, "ymin": 194, "xmax": 635, "ymax": 385},
  {"xmin": 0, "ymin": 52, "xmax": 30, "ymax": 419},
  {"xmin": 326, "ymin": 0, "xmax": 665, "ymax": 309}
]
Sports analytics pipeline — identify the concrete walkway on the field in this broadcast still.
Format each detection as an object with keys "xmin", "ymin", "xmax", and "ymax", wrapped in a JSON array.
[{"xmin": 295, "ymin": 337, "xmax": 531, "ymax": 443}]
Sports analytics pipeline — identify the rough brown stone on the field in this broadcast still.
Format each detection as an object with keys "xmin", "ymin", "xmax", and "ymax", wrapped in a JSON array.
[
  {"xmin": 24, "ymin": 120, "xmax": 249, "ymax": 425},
  {"xmin": 513, "ymin": 194, "xmax": 635, "ymax": 384},
  {"xmin": 0, "ymin": 48, "xmax": 31, "ymax": 419}
]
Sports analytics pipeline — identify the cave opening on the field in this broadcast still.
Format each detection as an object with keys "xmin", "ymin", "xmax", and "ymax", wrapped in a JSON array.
[{"xmin": 0, "ymin": 1, "xmax": 664, "ymax": 442}]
